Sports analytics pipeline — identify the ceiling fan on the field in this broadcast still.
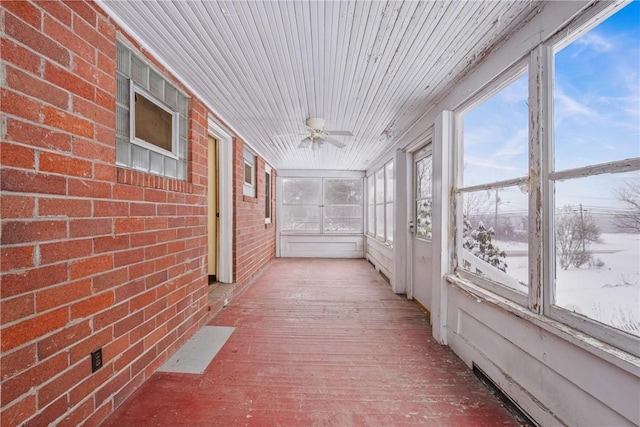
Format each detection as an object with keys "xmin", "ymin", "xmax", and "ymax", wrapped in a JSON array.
[{"xmin": 298, "ymin": 118, "xmax": 352, "ymax": 151}]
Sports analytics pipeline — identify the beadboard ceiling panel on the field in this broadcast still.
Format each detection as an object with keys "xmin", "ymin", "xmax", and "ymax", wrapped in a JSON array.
[{"xmin": 99, "ymin": 0, "xmax": 543, "ymax": 171}]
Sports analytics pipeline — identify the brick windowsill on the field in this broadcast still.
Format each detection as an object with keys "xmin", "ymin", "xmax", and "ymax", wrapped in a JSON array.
[{"xmin": 117, "ymin": 167, "xmax": 193, "ymax": 193}]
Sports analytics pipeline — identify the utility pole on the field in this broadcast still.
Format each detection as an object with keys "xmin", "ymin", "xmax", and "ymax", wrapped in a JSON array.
[
  {"xmin": 579, "ymin": 203, "xmax": 586, "ymax": 254},
  {"xmin": 494, "ymin": 188, "xmax": 500, "ymax": 233}
]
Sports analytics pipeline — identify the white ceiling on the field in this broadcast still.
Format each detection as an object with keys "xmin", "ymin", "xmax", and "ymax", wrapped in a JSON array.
[{"xmin": 99, "ymin": 0, "xmax": 543, "ymax": 171}]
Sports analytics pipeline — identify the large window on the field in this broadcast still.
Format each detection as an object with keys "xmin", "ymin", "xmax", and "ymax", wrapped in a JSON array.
[
  {"xmin": 368, "ymin": 161, "xmax": 394, "ymax": 245},
  {"xmin": 453, "ymin": 2, "xmax": 639, "ymax": 355},
  {"xmin": 549, "ymin": 2, "xmax": 639, "ymax": 346},
  {"xmin": 115, "ymin": 40, "xmax": 188, "ymax": 180},
  {"xmin": 281, "ymin": 178, "xmax": 363, "ymax": 234},
  {"xmin": 265, "ymin": 165, "xmax": 272, "ymax": 224}
]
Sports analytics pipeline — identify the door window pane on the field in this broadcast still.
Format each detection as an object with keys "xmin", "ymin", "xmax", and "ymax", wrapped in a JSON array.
[{"xmin": 416, "ymin": 156, "xmax": 433, "ymax": 240}]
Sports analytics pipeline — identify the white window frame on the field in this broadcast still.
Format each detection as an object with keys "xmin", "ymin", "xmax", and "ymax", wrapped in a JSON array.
[
  {"xmin": 129, "ymin": 81, "xmax": 179, "ymax": 159},
  {"xmin": 323, "ymin": 178, "xmax": 364, "ymax": 234},
  {"xmin": 414, "ymin": 147, "xmax": 433, "ymax": 242},
  {"xmin": 451, "ymin": 1, "xmax": 640, "ymax": 356},
  {"xmin": 366, "ymin": 175, "xmax": 375, "ymax": 236},
  {"xmin": 265, "ymin": 164, "xmax": 272, "ymax": 224},
  {"xmin": 243, "ymin": 149, "xmax": 256, "ymax": 197},
  {"xmin": 371, "ymin": 161, "xmax": 394, "ymax": 246}
]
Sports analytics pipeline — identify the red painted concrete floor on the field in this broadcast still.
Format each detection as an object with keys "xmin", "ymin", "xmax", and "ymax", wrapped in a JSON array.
[{"xmin": 103, "ymin": 259, "xmax": 523, "ymax": 426}]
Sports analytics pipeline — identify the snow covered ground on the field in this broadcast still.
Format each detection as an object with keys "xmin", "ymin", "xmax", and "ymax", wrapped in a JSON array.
[{"xmin": 496, "ymin": 233, "xmax": 640, "ymax": 336}]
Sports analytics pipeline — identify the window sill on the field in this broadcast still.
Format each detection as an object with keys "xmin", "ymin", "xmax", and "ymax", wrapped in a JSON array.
[
  {"xmin": 445, "ymin": 273, "xmax": 640, "ymax": 374},
  {"xmin": 116, "ymin": 167, "xmax": 192, "ymax": 193}
]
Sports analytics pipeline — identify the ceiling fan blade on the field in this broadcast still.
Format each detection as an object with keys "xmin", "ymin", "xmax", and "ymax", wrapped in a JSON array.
[
  {"xmin": 325, "ymin": 130, "xmax": 353, "ymax": 137},
  {"xmin": 298, "ymin": 137, "xmax": 312, "ymax": 148},
  {"xmin": 324, "ymin": 137, "xmax": 346, "ymax": 149}
]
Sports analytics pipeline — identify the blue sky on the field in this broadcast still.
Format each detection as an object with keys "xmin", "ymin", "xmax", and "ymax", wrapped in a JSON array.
[{"xmin": 463, "ymin": 1, "xmax": 639, "ymax": 214}]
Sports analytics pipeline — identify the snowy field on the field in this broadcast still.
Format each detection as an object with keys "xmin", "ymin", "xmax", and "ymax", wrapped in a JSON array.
[{"xmin": 496, "ymin": 233, "xmax": 640, "ymax": 336}]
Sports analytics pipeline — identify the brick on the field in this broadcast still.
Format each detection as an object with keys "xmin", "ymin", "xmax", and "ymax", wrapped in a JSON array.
[
  {"xmin": 82, "ymin": 400, "xmax": 112, "ymax": 427},
  {"xmin": 95, "ymin": 89, "xmax": 115, "ymax": 112},
  {"xmin": 1, "ymin": 89, "xmax": 42, "ymax": 122},
  {"xmin": 43, "ymin": 106, "xmax": 94, "ymax": 138},
  {"xmin": 70, "ymin": 254, "xmax": 113, "ymax": 279},
  {"xmin": 1, "ymin": 245, "xmax": 35, "ymax": 271},
  {"xmin": 113, "ymin": 371, "xmax": 144, "ymax": 408},
  {"xmin": 2, "ymin": 263, "xmax": 68, "ymax": 298},
  {"xmin": 0, "ymin": 394, "xmax": 36, "ymax": 427},
  {"xmin": 145, "ymin": 270, "xmax": 167, "ymax": 289},
  {"xmin": 56, "ymin": 398, "xmax": 93, "ymax": 427},
  {"xmin": 73, "ymin": 15, "xmax": 114, "ymax": 57},
  {"xmin": 35, "ymin": 0, "xmax": 72, "ymax": 26},
  {"xmin": 68, "ymin": 362, "xmax": 111, "ymax": 407},
  {"xmin": 0, "ymin": 352, "xmax": 67, "ymax": 406},
  {"xmin": 26, "ymin": 395, "xmax": 67, "ymax": 426},
  {"xmin": 92, "ymin": 267, "xmax": 128, "ymax": 292},
  {"xmin": 3, "ymin": 1, "xmax": 42, "ymax": 28},
  {"xmin": 0, "ymin": 142, "xmax": 35, "ymax": 169},
  {"xmin": 69, "ymin": 327, "xmax": 111, "ymax": 364},
  {"xmin": 97, "ymin": 16, "xmax": 116, "ymax": 42},
  {"xmin": 114, "ymin": 247, "xmax": 144, "ymax": 267},
  {"xmin": 73, "ymin": 138, "xmax": 115, "ymax": 163},
  {"xmin": 44, "ymin": 14, "xmax": 95, "ymax": 62},
  {"xmin": 40, "ymin": 152, "xmax": 92, "ymax": 178},
  {"xmin": 97, "ymin": 50, "xmax": 116, "ymax": 76},
  {"xmin": 38, "ymin": 361, "xmax": 87, "ymax": 408},
  {"xmin": 1, "ymin": 168, "xmax": 67, "ymax": 195},
  {"xmin": 1, "ymin": 344, "xmax": 37, "ymax": 381},
  {"xmin": 95, "ymin": 369, "xmax": 129, "ymax": 407},
  {"xmin": 36, "ymin": 279, "xmax": 91, "ymax": 312},
  {"xmin": 1, "ymin": 307, "xmax": 68, "ymax": 352},
  {"xmin": 69, "ymin": 218, "xmax": 112, "ymax": 238},
  {"xmin": 114, "ymin": 277, "xmax": 145, "ymax": 303},
  {"xmin": 73, "ymin": 95, "xmax": 115, "ymax": 128},
  {"xmin": 114, "ymin": 312, "xmax": 143, "ymax": 339},
  {"xmin": 94, "ymin": 235, "xmax": 129, "ymax": 253},
  {"xmin": 0, "ymin": 38, "xmax": 41, "ymax": 75},
  {"xmin": 68, "ymin": 177, "xmax": 112, "ymax": 199},
  {"xmin": 70, "ymin": 291, "xmax": 114, "ymax": 320},
  {"xmin": 39, "ymin": 238, "xmax": 92, "ymax": 265},
  {"xmin": 39, "ymin": 198, "xmax": 91, "ymax": 217},
  {"xmin": 93, "ymin": 200, "xmax": 128, "ymax": 217},
  {"xmin": 114, "ymin": 218, "xmax": 145, "ymax": 234},
  {"xmin": 144, "ymin": 188, "xmax": 167, "ymax": 203},
  {"xmin": 5, "ymin": 65, "xmax": 69, "ymax": 109},
  {"xmin": 93, "ymin": 302, "xmax": 129, "ymax": 331},
  {"xmin": 94, "ymin": 163, "xmax": 116, "ymax": 181},
  {"xmin": 1, "ymin": 220, "xmax": 67, "ymax": 245},
  {"xmin": 129, "ymin": 203, "xmax": 155, "ymax": 216},
  {"xmin": 113, "ymin": 184, "xmax": 144, "ymax": 201},
  {"xmin": 44, "ymin": 62, "xmax": 96, "ymax": 101},
  {"xmin": 37, "ymin": 320, "xmax": 91, "ymax": 360},
  {"xmin": 65, "ymin": 0, "xmax": 97, "ymax": 26},
  {"xmin": 1, "ymin": 293, "xmax": 35, "ymax": 324},
  {"xmin": 131, "ymin": 346, "xmax": 156, "ymax": 377},
  {"xmin": 4, "ymin": 118, "xmax": 72, "ymax": 152},
  {"xmin": 1, "ymin": 195, "xmax": 35, "ymax": 219}
]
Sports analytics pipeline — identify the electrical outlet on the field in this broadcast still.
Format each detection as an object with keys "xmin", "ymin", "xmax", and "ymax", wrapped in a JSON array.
[{"xmin": 91, "ymin": 348, "xmax": 103, "ymax": 373}]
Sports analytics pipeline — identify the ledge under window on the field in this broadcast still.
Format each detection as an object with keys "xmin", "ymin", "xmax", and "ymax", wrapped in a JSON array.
[
  {"xmin": 116, "ymin": 167, "xmax": 193, "ymax": 193},
  {"xmin": 445, "ymin": 273, "xmax": 640, "ymax": 374}
]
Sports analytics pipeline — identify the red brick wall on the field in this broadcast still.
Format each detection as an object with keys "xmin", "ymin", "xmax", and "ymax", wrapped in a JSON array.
[
  {"xmin": 0, "ymin": 2, "xmax": 215, "ymax": 425},
  {"xmin": 232, "ymin": 138, "xmax": 277, "ymax": 287}
]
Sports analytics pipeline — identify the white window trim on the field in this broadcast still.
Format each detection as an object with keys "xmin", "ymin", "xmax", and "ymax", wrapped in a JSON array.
[
  {"xmin": 265, "ymin": 164, "xmax": 272, "ymax": 224},
  {"xmin": 129, "ymin": 81, "xmax": 179, "ymax": 159},
  {"xmin": 244, "ymin": 159, "xmax": 255, "ymax": 187}
]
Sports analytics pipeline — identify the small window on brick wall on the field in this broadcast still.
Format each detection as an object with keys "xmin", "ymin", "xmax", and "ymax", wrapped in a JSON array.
[
  {"xmin": 243, "ymin": 149, "xmax": 256, "ymax": 197},
  {"xmin": 265, "ymin": 164, "xmax": 272, "ymax": 223},
  {"xmin": 115, "ymin": 40, "xmax": 189, "ymax": 180}
]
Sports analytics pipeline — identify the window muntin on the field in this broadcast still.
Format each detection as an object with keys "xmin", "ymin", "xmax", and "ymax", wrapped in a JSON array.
[
  {"xmin": 457, "ymin": 70, "xmax": 529, "ymax": 299},
  {"xmin": 416, "ymin": 155, "xmax": 433, "ymax": 240}
]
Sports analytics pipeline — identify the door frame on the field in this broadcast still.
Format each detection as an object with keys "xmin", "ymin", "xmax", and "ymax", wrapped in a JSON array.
[{"xmin": 208, "ymin": 118, "xmax": 233, "ymax": 283}]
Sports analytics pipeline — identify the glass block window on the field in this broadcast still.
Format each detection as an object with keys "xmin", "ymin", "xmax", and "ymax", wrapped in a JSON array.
[{"xmin": 115, "ymin": 40, "xmax": 189, "ymax": 180}]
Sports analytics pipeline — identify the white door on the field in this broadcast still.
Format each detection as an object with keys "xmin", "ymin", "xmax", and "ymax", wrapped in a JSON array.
[{"xmin": 411, "ymin": 145, "xmax": 433, "ymax": 312}]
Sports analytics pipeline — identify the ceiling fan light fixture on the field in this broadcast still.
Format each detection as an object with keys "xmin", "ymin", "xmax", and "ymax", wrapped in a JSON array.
[{"xmin": 311, "ymin": 140, "xmax": 320, "ymax": 151}]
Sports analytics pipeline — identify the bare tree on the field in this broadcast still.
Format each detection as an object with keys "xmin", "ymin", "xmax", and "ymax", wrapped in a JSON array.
[
  {"xmin": 555, "ymin": 205, "xmax": 602, "ymax": 270},
  {"xmin": 614, "ymin": 176, "xmax": 640, "ymax": 233}
]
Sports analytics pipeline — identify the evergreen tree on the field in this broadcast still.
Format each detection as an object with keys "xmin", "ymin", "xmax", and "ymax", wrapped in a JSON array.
[{"xmin": 463, "ymin": 219, "xmax": 508, "ymax": 272}]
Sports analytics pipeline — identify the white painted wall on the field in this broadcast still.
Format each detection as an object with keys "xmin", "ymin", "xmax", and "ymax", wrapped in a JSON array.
[{"xmin": 382, "ymin": 1, "xmax": 640, "ymax": 425}]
